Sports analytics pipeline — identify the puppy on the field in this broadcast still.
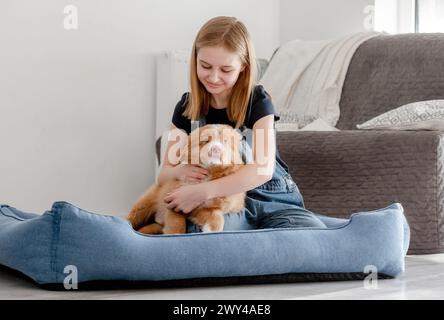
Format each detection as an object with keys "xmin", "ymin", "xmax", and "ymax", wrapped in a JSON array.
[{"xmin": 127, "ymin": 124, "xmax": 246, "ymax": 234}]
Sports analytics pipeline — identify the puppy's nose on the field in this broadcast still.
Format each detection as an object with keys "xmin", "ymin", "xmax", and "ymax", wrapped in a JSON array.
[{"xmin": 208, "ymin": 145, "xmax": 222, "ymax": 158}]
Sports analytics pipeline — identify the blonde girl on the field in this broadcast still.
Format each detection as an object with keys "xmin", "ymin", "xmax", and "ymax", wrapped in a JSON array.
[{"xmin": 159, "ymin": 16, "xmax": 326, "ymax": 232}]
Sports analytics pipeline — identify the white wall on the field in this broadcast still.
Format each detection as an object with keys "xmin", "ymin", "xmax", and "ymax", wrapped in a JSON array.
[
  {"xmin": 0, "ymin": 0, "xmax": 279, "ymax": 216},
  {"xmin": 280, "ymin": 0, "xmax": 375, "ymax": 42}
]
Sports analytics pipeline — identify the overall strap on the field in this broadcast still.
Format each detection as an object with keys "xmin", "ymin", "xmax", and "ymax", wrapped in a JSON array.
[
  {"xmin": 198, "ymin": 116, "xmax": 207, "ymax": 128},
  {"xmin": 190, "ymin": 115, "xmax": 206, "ymax": 133},
  {"xmin": 239, "ymin": 126, "xmax": 253, "ymax": 165}
]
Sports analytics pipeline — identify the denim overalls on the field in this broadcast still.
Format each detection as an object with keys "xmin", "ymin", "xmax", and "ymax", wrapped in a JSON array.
[{"xmin": 186, "ymin": 116, "xmax": 327, "ymax": 233}]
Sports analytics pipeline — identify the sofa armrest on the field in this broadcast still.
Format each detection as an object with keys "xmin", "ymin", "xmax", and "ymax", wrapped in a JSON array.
[{"xmin": 277, "ymin": 130, "xmax": 444, "ymax": 254}]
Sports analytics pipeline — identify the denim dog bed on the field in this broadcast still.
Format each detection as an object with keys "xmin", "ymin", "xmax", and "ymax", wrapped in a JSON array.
[{"xmin": 0, "ymin": 201, "xmax": 410, "ymax": 290}]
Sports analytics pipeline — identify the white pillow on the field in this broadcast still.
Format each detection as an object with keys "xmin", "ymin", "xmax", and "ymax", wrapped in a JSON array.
[
  {"xmin": 357, "ymin": 100, "xmax": 444, "ymax": 130},
  {"xmin": 275, "ymin": 123, "xmax": 300, "ymax": 131}
]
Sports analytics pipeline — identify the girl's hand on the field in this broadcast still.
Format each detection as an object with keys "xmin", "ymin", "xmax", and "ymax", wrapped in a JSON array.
[
  {"xmin": 174, "ymin": 164, "xmax": 209, "ymax": 183},
  {"xmin": 164, "ymin": 184, "xmax": 209, "ymax": 214}
]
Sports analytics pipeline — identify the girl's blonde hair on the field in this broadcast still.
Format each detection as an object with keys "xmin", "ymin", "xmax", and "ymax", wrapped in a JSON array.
[{"xmin": 183, "ymin": 16, "xmax": 258, "ymax": 129}]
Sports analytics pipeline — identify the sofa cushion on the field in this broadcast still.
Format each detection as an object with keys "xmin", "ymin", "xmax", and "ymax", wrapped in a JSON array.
[{"xmin": 357, "ymin": 100, "xmax": 444, "ymax": 130}]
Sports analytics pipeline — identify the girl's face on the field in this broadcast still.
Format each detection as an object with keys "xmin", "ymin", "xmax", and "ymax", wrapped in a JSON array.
[{"xmin": 196, "ymin": 46, "xmax": 245, "ymax": 96}]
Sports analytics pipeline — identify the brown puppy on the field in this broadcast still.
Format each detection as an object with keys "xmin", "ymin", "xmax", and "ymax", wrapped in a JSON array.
[{"xmin": 127, "ymin": 124, "xmax": 246, "ymax": 234}]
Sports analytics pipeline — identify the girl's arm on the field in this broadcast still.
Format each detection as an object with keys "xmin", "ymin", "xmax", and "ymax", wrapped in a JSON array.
[{"xmin": 202, "ymin": 114, "xmax": 276, "ymax": 199}]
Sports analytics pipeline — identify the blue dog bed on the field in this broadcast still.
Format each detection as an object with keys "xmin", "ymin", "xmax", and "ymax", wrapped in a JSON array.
[{"xmin": 0, "ymin": 201, "xmax": 410, "ymax": 290}]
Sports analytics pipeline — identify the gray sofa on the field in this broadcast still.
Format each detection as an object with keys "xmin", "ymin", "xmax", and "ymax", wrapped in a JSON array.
[{"xmin": 157, "ymin": 34, "xmax": 444, "ymax": 255}]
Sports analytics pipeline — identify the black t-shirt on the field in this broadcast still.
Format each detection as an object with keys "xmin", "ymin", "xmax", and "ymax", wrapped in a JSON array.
[{"xmin": 171, "ymin": 85, "xmax": 289, "ymax": 173}]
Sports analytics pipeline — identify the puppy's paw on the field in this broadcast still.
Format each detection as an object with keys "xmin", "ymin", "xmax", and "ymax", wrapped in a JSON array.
[{"xmin": 202, "ymin": 224, "xmax": 223, "ymax": 233}]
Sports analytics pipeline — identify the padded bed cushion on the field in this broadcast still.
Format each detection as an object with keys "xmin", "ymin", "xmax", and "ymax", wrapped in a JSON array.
[{"xmin": 0, "ymin": 201, "xmax": 410, "ymax": 290}]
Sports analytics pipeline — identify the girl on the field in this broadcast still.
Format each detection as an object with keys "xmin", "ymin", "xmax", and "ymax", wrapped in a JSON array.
[{"xmin": 159, "ymin": 16, "xmax": 326, "ymax": 232}]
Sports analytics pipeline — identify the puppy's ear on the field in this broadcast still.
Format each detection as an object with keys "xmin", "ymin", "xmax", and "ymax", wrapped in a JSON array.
[
  {"xmin": 233, "ymin": 130, "xmax": 243, "ymax": 142},
  {"xmin": 178, "ymin": 136, "xmax": 191, "ymax": 164},
  {"xmin": 179, "ymin": 145, "xmax": 187, "ymax": 164},
  {"xmin": 189, "ymin": 129, "xmax": 204, "ymax": 165},
  {"xmin": 187, "ymin": 135, "xmax": 192, "ymax": 164},
  {"xmin": 223, "ymin": 128, "xmax": 244, "ymax": 165}
]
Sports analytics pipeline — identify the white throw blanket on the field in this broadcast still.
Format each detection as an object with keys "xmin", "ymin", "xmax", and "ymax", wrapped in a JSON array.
[{"xmin": 260, "ymin": 32, "xmax": 383, "ymax": 129}]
